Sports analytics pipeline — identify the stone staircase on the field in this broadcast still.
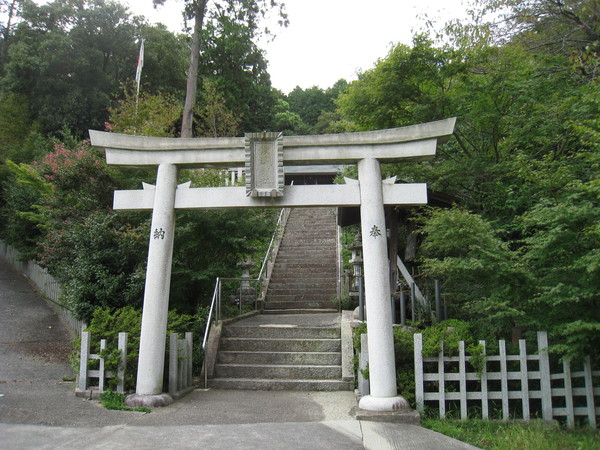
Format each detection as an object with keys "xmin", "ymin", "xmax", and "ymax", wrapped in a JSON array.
[
  {"xmin": 208, "ymin": 207, "xmax": 352, "ymax": 391},
  {"xmin": 209, "ymin": 314, "xmax": 353, "ymax": 390},
  {"xmin": 264, "ymin": 207, "xmax": 338, "ymax": 313}
]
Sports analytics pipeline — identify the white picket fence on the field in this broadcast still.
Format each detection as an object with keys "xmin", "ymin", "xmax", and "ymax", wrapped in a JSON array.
[
  {"xmin": 0, "ymin": 240, "xmax": 84, "ymax": 336},
  {"xmin": 414, "ymin": 331, "xmax": 599, "ymax": 427}
]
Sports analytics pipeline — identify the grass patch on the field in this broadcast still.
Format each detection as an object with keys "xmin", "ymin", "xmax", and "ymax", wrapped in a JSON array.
[
  {"xmin": 422, "ymin": 419, "xmax": 599, "ymax": 449},
  {"xmin": 61, "ymin": 376, "xmax": 76, "ymax": 382},
  {"xmin": 99, "ymin": 390, "xmax": 151, "ymax": 413}
]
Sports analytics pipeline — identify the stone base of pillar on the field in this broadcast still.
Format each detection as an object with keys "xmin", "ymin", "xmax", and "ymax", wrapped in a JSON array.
[
  {"xmin": 125, "ymin": 393, "xmax": 173, "ymax": 408},
  {"xmin": 358, "ymin": 394, "xmax": 410, "ymax": 412},
  {"xmin": 353, "ymin": 405, "xmax": 420, "ymax": 424}
]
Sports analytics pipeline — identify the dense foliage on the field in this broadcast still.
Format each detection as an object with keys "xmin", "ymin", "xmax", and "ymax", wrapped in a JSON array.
[
  {"xmin": 354, "ymin": 319, "xmax": 483, "ymax": 405},
  {"xmin": 0, "ymin": 0, "xmax": 282, "ymax": 322},
  {"xmin": 83, "ymin": 306, "xmax": 208, "ymax": 391},
  {"xmin": 336, "ymin": 1, "xmax": 599, "ymax": 363},
  {"xmin": 0, "ymin": 0, "xmax": 598, "ymax": 370}
]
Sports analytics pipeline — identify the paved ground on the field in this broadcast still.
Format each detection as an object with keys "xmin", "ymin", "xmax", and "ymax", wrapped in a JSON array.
[{"xmin": 0, "ymin": 257, "xmax": 478, "ymax": 449}]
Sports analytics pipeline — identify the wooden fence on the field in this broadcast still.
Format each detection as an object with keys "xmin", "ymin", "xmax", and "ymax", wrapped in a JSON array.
[{"xmin": 414, "ymin": 331, "xmax": 599, "ymax": 427}]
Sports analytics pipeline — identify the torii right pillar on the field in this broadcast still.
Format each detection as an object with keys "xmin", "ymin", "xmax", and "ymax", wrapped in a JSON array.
[{"xmin": 358, "ymin": 157, "xmax": 408, "ymax": 411}]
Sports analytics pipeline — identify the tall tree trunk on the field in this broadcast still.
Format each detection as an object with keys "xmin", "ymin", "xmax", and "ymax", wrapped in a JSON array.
[
  {"xmin": 180, "ymin": 0, "xmax": 208, "ymax": 138},
  {"xmin": 1, "ymin": 0, "xmax": 18, "ymax": 63}
]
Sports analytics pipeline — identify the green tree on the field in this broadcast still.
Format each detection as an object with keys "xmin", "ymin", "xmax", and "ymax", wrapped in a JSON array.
[
  {"xmin": 0, "ymin": 0, "xmax": 190, "ymax": 139},
  {"xmin": 334, "ymin": 3, "xmax": 599, "ymax": 364},
  {"xmin": 195, "ymin": 77, "xmax": 240, "ymax": 137},
  {"xmin": 135, "ymin": 24, "xmax": 188, "ymax": 96},
  {"xmin": 286, "ymin": 86, "xmax": 334, "ymax": 129},
  {"xmin": 1, "ymin": 0, "xmax": 139, "ymax": 136},
  {"xmin": 0, "ymin": 0, "xmax": 20, "ymax": 65},
  {"xmin": 107, "ymin": 87, "xmax": 182, "ymax": 137},
  {"xmin": 419, "ymin": 207, "xmax": 527, "ymax": 340},
  {"xmin": 153, "ymin": 0, "xmax": 287, "ymax": 137},
  {"xmin": 337, "ymin": 36, "xmax": 461, "ymax": 131},
  {"xmin": 271, "ymin": 99, "xmax": 306, "ymax": 135},
  {"xmin": 0, "ymin": 93, "xmax": 32, "ymax": 161}
]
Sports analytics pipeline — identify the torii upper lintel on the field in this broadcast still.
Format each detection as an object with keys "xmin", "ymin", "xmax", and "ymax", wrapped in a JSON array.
[{"xmin": 89, "ymin": 118, "xmax": 456, "ymax": 167}]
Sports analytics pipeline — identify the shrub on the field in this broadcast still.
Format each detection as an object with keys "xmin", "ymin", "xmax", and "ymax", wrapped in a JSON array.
[
  {"xmin": 76, "ymin": 306, "xmax": 208, "ymax": 392},
  {"xmin": 353, "ymin": 319, "xmax": 481, "ymax": 407}
]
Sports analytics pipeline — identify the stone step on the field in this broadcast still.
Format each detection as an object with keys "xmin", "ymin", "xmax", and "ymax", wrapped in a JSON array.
[
  {"xmin": 208, "ymin": 378, "xmax": 354, "ymax": 391},
  {"xmin": 269, "ymin": 269, "xmax": 335, "ymax": 275},
  {"xmin": 286, "ymin": 231, "xmax": 334, "ymax": 234},
  {"xmin": 281, "ymin": 236, "xmax": 335, "ymax": 241},
  {"xmin": 265, "ymin": 286, "xmax": 335, "ymax": 293},
  {"xmin": 267, "ymin": 279, "xmax": 337, "ymax": 286},
  {"xmin": 264, "ymin": 297, "xmax": 336, "ymax": 305},
  {"xmin": 218, "ymin": 351, "xmax": 342, "ymax": 365},
  {"xmin": 275, "ymin": 245, "xmax": 336, "ymax": 250},
  {"xmin": 213, "ymin": 363, "xmax": 342, "ymax": 380},
  {"xmin": 267, "ymin": 279, "xmax": 335, "ymax": 285},
  {"xmin": 264, "ymin": 301, "xmax": 338, "ymax": 310},
  {"xmin": 265, "ymin": 290, "xmax": 334, "ymax": 298},
  {"xmin": 273, "ymin": 264, "xmax": 337, "ymax": 270},
  {"xmin": 277, "ymin": 251, "xmax": 337, "ymax": 258},
  {"xmin": 264, "ymin": 295, "xmax": 335, "ymax": 302},
  {"xmin": 269, "ymin": 262, "xmax": 335, "ymax": 269},
  {"xmin": 222, "ymin": 325, "xmax": 340, "ymax": 339},
  {"xmin": 266, "ymin": 284, "xmax": 336, "ymax": 291},
  {"xmin": 271, "ymin": 269, "xmax": 337, "ymax": 282},
  {"xmin": 262, "ymin": 308, "xmax": 339, "ymax": 315},
  {"xmin": 219, "ymin": 337, "xmax": 341, "ymax": 352},
  {"xmin": 267, "ymin": 290, "xmax": 336, "ymax": 301},
  {"xmin": 271, "ymin": 260, "xmax": 335, "ymax": 265},
  {"xmin": 286, "ymin": 216, "xmax": 335, "ymax": 222},
  {"xmin": 279, "ymin": 238, "xmax": 336, "ymax": 243},
  {"xmin": 282, "ymin": 233, "xmax": 335, "ymax": 238}
]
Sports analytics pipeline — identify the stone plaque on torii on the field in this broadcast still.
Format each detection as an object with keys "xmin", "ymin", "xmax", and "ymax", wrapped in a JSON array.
[{"xmin": 89, "ymin": 117, "xmax": 456, "ymax": 411}]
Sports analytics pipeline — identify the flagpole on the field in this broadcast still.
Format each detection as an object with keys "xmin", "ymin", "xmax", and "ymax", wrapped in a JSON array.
[{"xmin": 135, "ymin": 38, "xmax": 145, "ymax": 107}]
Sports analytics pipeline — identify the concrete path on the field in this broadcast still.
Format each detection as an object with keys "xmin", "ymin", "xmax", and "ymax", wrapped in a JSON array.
[{"xmin": 0, "ymin": 257, "xmax": 477, "ymax": 449}]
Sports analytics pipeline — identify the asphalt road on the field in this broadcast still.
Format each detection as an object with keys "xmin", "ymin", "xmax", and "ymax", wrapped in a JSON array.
[{"xmin": 0, "ymin": 256, "xmax": 477, "ymax": 449}]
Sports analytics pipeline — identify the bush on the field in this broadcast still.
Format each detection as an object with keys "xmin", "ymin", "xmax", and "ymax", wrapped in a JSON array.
[
  {"xmin": 76, "ymin": 306, "xmax": 208, "ymax": 392},
  {"xmin": 353, "ymin": 319, "xmax": 479, "ymax": 407}
]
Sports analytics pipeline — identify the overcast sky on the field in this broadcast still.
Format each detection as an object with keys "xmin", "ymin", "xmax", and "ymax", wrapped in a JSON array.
[{"xmin": 51, "ymin": 0, "xmax": 465, "ymax": 93}]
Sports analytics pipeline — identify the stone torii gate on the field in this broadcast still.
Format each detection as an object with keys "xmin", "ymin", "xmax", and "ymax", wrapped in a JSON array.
[{"xmin": 89, "ymin": 117, "xmax": 455, "ymax": 411}]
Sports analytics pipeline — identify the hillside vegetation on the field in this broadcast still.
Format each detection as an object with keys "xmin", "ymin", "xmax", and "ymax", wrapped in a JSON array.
[{"xmin": 0, "ymin": 0, "xmax": 596, "ymax": 365}]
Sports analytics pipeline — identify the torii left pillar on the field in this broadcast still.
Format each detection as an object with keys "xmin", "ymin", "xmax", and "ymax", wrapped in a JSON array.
[{"xmin": 127, "ymin": 163, "xmax": 178, "ymax": 406}]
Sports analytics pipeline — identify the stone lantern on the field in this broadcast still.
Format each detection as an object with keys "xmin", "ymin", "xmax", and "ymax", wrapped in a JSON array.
[
  {"xmin": 237, "ymin": 257, "xmax": 254, "ymax": 297},
  {"xmin": 348, "ymin": 232, "xmax": 363, "ymax": 292}
]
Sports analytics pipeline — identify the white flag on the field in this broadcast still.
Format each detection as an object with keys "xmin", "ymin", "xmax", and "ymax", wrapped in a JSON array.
[{"xmin": 135, "ymin": 39, "xmax": 145, "ymax": 95}]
